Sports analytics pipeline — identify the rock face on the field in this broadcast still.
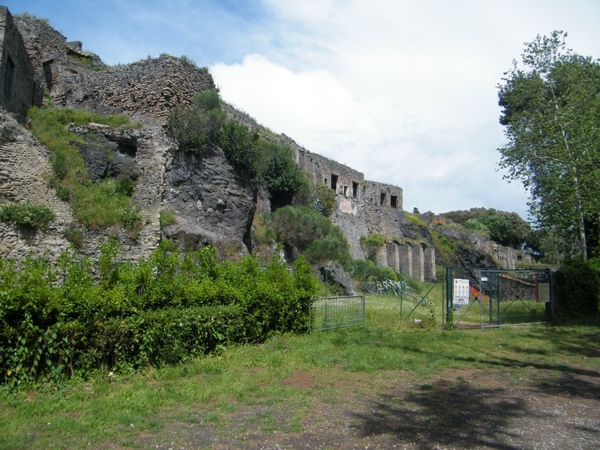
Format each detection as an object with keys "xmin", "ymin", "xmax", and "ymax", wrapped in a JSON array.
[{"xmin": 162, "ymin": 146, "xmax": 256, "ymax": 256}]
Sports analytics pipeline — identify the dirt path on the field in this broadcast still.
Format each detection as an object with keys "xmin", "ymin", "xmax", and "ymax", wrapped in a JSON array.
[{"xmin": 130, "ymin": 365, "xmax": 600, "ymax": 449}]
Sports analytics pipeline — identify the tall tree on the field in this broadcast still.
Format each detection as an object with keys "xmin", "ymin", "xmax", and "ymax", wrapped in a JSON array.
[{"xmin": 497, "ymin": 31, "xmax": 600, "ymax": 260}]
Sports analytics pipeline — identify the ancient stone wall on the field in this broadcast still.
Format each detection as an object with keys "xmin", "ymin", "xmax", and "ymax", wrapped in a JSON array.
[
  {"xmin": 58, "ymin": 56, "xmax": 215, "ymax": 124},
  {"xmin": 376, "ymin": 241, "xmax": 436, "ymax": 282},
  {"xmin": 0, "ymin": 7, "xmax": 39, "ymax": 119},
  {"xmin": 297, "ymin": 149, "xmax": 365, "ymax": 200},
  {"xmin": 0, "ymin": 111, "xmax": 73, "ymax": 259},
  {"xmin": 362, "ymin": 180, "xmax": 403, "ymax": 210}
]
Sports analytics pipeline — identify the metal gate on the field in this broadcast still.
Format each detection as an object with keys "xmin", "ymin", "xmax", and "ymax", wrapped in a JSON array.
[{"xmin": 445, "ymin": 267, "xmax": 554, "ymax": 329}]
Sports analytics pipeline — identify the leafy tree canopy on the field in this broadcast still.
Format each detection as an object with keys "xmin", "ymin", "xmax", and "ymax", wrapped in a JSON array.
[{"xmin": 497, "ymin": 31, "xmax": 600, "ymax": 260}]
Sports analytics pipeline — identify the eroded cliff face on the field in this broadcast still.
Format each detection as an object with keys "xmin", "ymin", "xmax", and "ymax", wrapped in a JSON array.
[{"xmin": 162, "ymin": 146, "xmax": 256, "ymax": 256}]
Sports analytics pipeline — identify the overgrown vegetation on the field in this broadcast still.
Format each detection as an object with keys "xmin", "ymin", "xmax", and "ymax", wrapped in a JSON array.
[
  {"xmin": 441, "ymin": 207, "xmax": 532, "ymax": 249},
  {"xmin": 0, "ymin": 240, "xmax": 318, "ymax": 388},
  {"xmin": 1, "ymin": 298, "xmax": 598, "ymax": 448},
  {"xmin": 27, "ymin": 106, "xmax": 141, "ymax": 232},
  {"xmin": 159, "ymin": 208, "xmax": 177, "ymax": 227},
  {"xmin": 0, "ymin": 202, "xmax": 54, "ymax": 229},
  {"xmin": 360, "ymin": 233, "xmax": 386, "ymax": 262},
  {"xmin": 267, "ymin": 206, "xmax": 351, "ymax": 269},
  {"xmin": 168, "ymin": 90, "xmax": 306, "ymax": 211}
]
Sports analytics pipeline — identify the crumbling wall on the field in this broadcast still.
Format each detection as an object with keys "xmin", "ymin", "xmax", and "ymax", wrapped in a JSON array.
[
  {"xmin": 0, "ymin": 111, "xmax": 73, "ymax": 259},
  {"xmin": 58, "ymin": 56, "xmax": 215, "ymax": 124},
  {"xmin": 0, "ymin": 7, "xmax": 40, "ymax": 119},
  {"xmin": 298, "ymin": 149, "xmax": 365, "ymax": 200},
  {"xmin": 362, "ymin": 180, "xmax": 403, "ymax": 210}
]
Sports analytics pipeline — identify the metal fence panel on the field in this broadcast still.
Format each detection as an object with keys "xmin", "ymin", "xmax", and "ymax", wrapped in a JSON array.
[{"xmin": 310, "ymin": 295, "xmax": 366, "ymax": 332}]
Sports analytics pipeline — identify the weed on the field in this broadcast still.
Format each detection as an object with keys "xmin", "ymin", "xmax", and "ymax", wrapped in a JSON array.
[{"xmin": 159, "ymin": 208, "xmax": 177, "ymax": 227}]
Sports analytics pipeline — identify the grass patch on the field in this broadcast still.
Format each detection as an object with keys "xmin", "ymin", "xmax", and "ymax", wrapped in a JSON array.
[
  {"xmin": 27, "ymin": 106, "xmax": 139, "ymax": 231},
  {"xmin": 1, "ymin": 294, "xmax": 598, "ymax": 448}
]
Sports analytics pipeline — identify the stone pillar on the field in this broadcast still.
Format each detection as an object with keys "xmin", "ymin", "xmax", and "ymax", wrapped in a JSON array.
[
  {"xmin": 386, "ymin": 242, "xmax": 399, "ymax": 272},
  {"xmin": 376, "ymin": 245, "xmax": 388, "ymax": 267},
  {"xmin": 399, "ymin": 243, "xmax": 413, "ymax": 278},
  {"xmin": 423, "ymin": 245, "xmax": 436, "ymax": 281},
  {"xmin": 413, "ymin": 244, "xmax": 425, "ymax": 283}
]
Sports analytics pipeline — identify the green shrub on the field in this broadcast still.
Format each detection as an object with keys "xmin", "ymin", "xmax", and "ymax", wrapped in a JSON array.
[
  {"xmin": 258, "ymin": 141, "xmax": 304, "ymax": 209},
  {"xmin": 314, "ymin": 184, "xmax": 336, "ymax": 216},
  {"xmin": 269, "ymin": 205, "xmax": 351, "ymax": 267},
  {"xmin": 464, "ymin": 218, "xmax": 490, "ymax": 235},
  {"xmin": 0, "ymin": 242, "xmax": 319, "ymax": 386},
  {"xmin": 0, "ymin": 202, "xmax": 54, "ymax": 229},
  {"xmin": 63, "ymin": 223, "xmax": 84, "ymax": 249},
  {"xmin": 159, "ymin": 208, "xmax": 177, "ymax": 227},
  {"xmin": 555, "ymin": 259, "xmax": 600, "ymax": 318},
  {"xmin": 168, "ymin": 90, "xmax": 226, "ymax": 153},
  {"xmin": 360, "ymin": 233, "xmax": 386, "ymax": 262},
  {"xmin": 352, "ymin": 259, "xmax": 399, "ymax": 283},
  {"xmin": 218, "ymin": 120, "xmax": 260, "ymax": 176}
]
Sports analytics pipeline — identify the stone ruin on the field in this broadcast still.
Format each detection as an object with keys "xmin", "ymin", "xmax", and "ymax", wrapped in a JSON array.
[{"xmin": 0, "ymin": 6, "xmax": 522, "ymax": 280}]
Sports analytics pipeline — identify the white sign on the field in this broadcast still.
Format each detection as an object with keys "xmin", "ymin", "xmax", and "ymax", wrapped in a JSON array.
[{"xmin": 454, "ymin": 279, "xmax": 470, "ymax": 305}]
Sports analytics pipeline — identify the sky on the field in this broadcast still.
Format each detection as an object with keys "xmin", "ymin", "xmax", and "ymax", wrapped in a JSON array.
[{"xmin": 6, "ymin": 0, "xmax": 600, "ymax": 220}]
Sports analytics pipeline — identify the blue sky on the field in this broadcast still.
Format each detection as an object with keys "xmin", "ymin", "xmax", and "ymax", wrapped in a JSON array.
[{"xmin": 6, "ymin": 0, "xmax": 600, "ymax": 219}]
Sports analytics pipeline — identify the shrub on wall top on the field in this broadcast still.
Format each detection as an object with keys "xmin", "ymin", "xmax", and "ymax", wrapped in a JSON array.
[{"xmin": 0, "ymin": 202, "xmax": 54, "ymax": 229}]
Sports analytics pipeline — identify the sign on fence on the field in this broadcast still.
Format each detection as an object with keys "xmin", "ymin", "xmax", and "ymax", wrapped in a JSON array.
[{"xmin": 453, "ymin": 279, "xmax": 470, "ymax": 305}]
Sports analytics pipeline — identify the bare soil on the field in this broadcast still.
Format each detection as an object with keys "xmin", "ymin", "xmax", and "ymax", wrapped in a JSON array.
[{"xmin": 131, "ymin": 364, "xmax": 600, "ymax": 449}]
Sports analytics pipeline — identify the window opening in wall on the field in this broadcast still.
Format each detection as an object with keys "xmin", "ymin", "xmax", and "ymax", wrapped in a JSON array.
[
  {"xmin": 323, "ymin": 178, "xmax": 327, "ymax": 185},
  {"xmin": 352, "ymin": 182, "xmax": 358, "ymax": 199},
  {"xmin": 4, "ymin": 57, "xmax": 15, "ymax": 100},
  {"xmin": 331, "ymin": 174, "xmax": 338, "ymax": 191},
  {"xmin": 380, "ymin": 193, "xmax": 386, "ymax": 206},
  {"xmin": 343, "ymin": 186, "xmax": 348, "ymax": 196},
  {"xmin": 43, "ymin": 60, "xmax": 54, "ymax": 91},
  {"xmin": 391, "ymin": 195, "xmax": 398, "ymax": 208}
]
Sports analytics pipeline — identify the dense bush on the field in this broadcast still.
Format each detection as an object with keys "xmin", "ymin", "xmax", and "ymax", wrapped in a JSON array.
[
  {"xmin": 0, "ymin": 241, "xmax": 318, "ymax": 387},
  {"xmin": 269, "ymin": 206, "xmax": 351, "ymax": 268},
  {"xmin": 555, "ymin": 259, "xmax": 600, "ymax": 318},
  {"xmin": 0, "ymin": 202, "xmax": 54, "ymax": 229},
  {"xmin": 258, "ymin": 141, "xmax": 304, "ymax": 210},
  {"xmin": 441, "ymin": 207, "xmax": 531, "ymax": 248},
  {"xmin": 360, "ymin": 233, "xmax": 386, "ymax": 262},
  {"xmin": 352, "ymin": 259, "xmax": 399, "ymax": 283},
  {"xmin": 313, "ymin": 184, "xmax": 336, "ymax": 216},
  {"xmin": 168, "ymin": 89, "xmax": 226, "ymax": 153},
  {"xmin": 218, "ymin": 120, "xmax": 260, "ymax": 176}
]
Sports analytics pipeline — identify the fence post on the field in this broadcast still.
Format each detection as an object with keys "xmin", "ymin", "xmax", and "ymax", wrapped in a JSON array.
[{"xmin": 445, "ymin": 266, "xmax": 453, "ymax": 327}]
